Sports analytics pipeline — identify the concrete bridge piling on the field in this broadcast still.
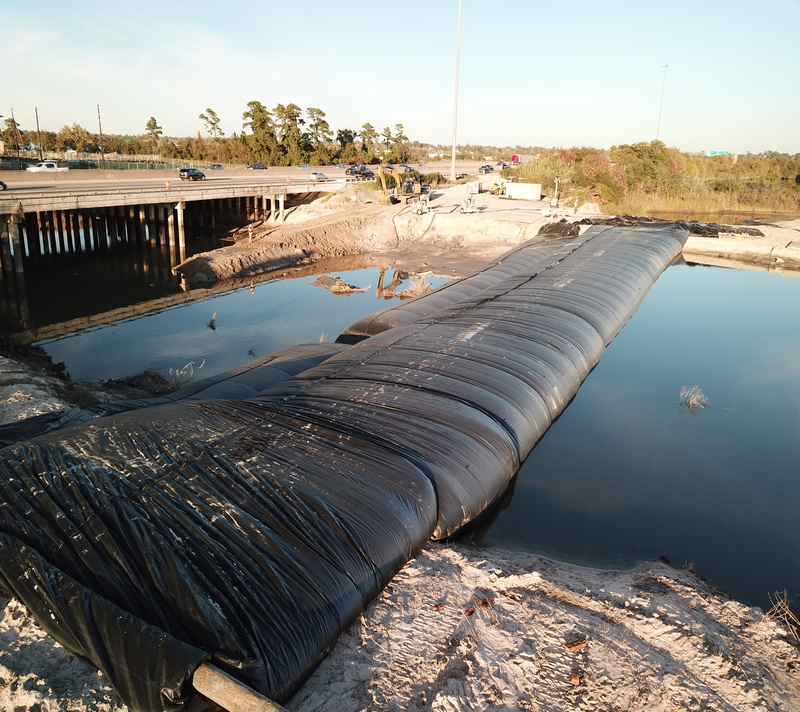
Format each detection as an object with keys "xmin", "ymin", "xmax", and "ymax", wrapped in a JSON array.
[{"xmin": 0, "ymin": 179, "xmax": 316, "ymax": 332}]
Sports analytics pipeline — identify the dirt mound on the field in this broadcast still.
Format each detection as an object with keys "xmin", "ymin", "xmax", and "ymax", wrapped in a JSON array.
[{"xmin": 174, "ymin": 202, "xmax": 395, "ymax": 285}]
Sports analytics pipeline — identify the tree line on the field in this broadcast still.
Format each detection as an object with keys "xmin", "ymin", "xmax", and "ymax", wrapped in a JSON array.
[
  {"xmin": 3, "ymin": 107, "xmax": 798, "ymax": 213},
  {"xmin": 519, "ymin": 141, "xmax": 800, "ymax": 214},
  {"xmin": 0, "ymin": 103, "xmax": 417, "ymax": 166}
]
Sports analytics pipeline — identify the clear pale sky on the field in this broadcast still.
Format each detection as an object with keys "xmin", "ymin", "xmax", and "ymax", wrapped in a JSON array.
[{"xmin": 6, "ymin": 0, "xmax": 799, "ymax": 155}]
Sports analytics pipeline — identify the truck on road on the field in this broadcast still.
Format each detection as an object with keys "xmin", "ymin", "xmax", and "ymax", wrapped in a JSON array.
[
  {"xmin": 26, "ymin": 162, "xmax": 69, "ymax": 172},
  {"xmin": 510, "ymin": 154, "xmax": 533, "ymax": 165}
]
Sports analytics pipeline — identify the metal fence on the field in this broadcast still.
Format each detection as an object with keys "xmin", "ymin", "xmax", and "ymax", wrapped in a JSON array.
[{"xmin": 1, "ymin": 150, "xmax": 196, "ymax": 171}]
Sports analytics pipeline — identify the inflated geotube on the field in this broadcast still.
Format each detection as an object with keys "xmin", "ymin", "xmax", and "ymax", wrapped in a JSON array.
[
  {"xmin": 337, "ymin": 233, "xmax": 587, "ymax": 343},
  {"xmin": 0, "ymin": 224, "xmax": 688, "ymax": 711}
]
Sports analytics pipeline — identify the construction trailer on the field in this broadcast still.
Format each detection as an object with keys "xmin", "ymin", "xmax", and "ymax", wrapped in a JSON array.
[{"xmin": 504, "ymin": 182, "xmax": 542, "ymax": 200}]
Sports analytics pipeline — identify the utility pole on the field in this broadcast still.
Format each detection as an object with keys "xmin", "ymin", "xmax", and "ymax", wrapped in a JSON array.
[
  {"xmin": 10, "ymin": 108, "xmax": 21, "ymax": 163},
  {"xmin": 655, "ymin": 64, "xmax": 669, "ymax": 141},
  {"xmin": 34, "ymin": 106, "xmax": 43, "ymax": 160},
  {"xmin": 450, "ymin": 0, "xmax": 462, "ymax": 181},
  {"xmin": 97, "ymin": 104, "xmax": 106, "ymax": 169}
]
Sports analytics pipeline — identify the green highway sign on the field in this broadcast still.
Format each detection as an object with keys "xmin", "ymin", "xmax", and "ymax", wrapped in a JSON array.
[{"xmin": 708, "ymin": 151, "xmax": 730, "ymax": 156}]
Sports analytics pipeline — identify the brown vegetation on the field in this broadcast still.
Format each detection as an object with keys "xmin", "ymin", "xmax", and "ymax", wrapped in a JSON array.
[{"xmin": 518, "ymin": 141, "xmax": 800, "ymax": 216}]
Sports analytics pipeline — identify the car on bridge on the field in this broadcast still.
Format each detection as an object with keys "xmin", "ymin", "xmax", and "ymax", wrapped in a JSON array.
[
  {"xmin": 179, "ymin": 168, "xmax": 206, "ymax": 181},
  {"xmin": 0, "ymin": 180, "xmax": 6, "ymax": 191},
  {"xmin": 246, "ymin": 163, "xmax": 267, "ymax": 170},
  {"xmin": 309, "ymin": 172, "xmax": 327, "ymax": 182}
]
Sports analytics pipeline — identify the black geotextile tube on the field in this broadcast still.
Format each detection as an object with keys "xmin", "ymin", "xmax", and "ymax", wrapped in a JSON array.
[
  {"xmin": 258, "ymin": 225, "xmax": 690, "ymax": 539},
  {"xmin": 0, "ymin": 224, "xmax": 688, "ymax": 711},
  {"xmin": 0, "ymin": 402, "xmax": 438, "ymax": 710},
  {"xmin": 336, "ymin": 233, "xmax": 587, "ymax": 342}
]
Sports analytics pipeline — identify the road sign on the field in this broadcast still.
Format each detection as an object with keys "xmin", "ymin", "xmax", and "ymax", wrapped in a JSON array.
[{"xmin": 708, "ymin": 151, "xmax": 730, "ymax": 156}]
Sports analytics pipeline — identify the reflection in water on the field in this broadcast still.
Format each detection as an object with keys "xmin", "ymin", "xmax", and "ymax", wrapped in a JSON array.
[
  {"xmin": 34, "ymin": 265, "xmax": 449, "ymax": 384},
  {"xmin": 479, "ymin": 264, "xmax": 800, "ymax": 614}
]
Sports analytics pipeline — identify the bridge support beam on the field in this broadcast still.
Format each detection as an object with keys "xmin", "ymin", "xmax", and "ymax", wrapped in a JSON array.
[
  {"xmin": 4, "ymin": 210, "xmax": 24, "ymax": 275},
  {"xmin": 175, "ymin": 200, "xmax": 186, "ymax": 263}
]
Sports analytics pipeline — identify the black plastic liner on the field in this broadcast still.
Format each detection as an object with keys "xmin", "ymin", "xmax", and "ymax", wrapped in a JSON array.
[
  {"xmin": 0, "ymin": 224, "xmax": 688, "ymax": 711},
  {"xmin": 337, "ymin": 234, "xmax": 586, "ymax": 343}
]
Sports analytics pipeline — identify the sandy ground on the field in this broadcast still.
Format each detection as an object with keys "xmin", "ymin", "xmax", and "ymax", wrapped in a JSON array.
[
  {"xmin": 1, "ymin": 187, "xmax": 800, "ymax": 711},
  {"xmin": 2, "ymin": 541, "xmax": 799, "ymax": 712}
]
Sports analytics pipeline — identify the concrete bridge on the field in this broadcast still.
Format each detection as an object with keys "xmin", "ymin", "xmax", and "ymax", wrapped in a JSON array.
[
  {"xmin": 0, "ymin": 174, "xmax": 343, "ymax": 270},
  {"xmin": 0, "ymin": 173, "xmax": 343, "ymax": 334}
]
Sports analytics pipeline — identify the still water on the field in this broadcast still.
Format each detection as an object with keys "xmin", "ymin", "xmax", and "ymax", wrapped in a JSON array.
[
  {"xmin": 479, "ymin": 262, "xmax": 800, "ymax": 612},
  {"xmin": 35, "ymin": 260, "xmax": 800, "ymax": 613},
  {"xmin": 37, "ymin": 267, "xmax": 446, "ymax": 382}
]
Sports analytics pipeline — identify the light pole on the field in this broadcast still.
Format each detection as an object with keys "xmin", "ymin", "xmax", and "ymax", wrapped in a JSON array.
[
  {"xmin": 655, "ymin": 64, "xmax": 669, "ymax": 141},
  {"xmin": 450, "ymin": 0, "xmax": 462, "ymax": 181}
]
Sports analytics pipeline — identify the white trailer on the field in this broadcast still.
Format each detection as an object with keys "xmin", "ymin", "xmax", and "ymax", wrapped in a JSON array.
[{"xmin": 504, "ymin": 182, "xmax": 542, "ymax": 201}]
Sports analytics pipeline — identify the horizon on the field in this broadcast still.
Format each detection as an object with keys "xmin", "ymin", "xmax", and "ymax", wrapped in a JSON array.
[{"xmin": 6, "ymin": 0, "xmax": 799, "ymax": 156}]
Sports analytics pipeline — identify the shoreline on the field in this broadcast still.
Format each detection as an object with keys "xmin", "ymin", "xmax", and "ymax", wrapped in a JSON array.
[{"xmin": 2, "ymin": 540, "xmax": 798, "ymax": 711}]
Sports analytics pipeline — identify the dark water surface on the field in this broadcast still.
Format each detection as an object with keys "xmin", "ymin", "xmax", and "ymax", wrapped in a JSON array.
[
  {"xmin": 35, "ymin": 260, "xmax": 800, "ymax": 613},
  {"xmin": 37, "ymin": 267, "xmax": 445, "ymax": 382},
  {"xmin": 479, "ymin": 263, "xmax": 800, "ymax": 612}
]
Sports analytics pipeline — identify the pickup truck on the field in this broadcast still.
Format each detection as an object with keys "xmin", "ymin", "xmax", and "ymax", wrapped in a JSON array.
[{"xmin": 26, "ymin": 162, "xmax": 69, "ymax": 172}]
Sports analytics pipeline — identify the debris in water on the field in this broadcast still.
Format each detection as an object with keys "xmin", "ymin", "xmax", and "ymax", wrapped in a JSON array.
[
  {"xmin": 312, "ymin": 275, "xmax": 370, "ymax": 294},
  {"xmin": 679, "ymin": 385, "xmax": 710, "ymax": 415}
]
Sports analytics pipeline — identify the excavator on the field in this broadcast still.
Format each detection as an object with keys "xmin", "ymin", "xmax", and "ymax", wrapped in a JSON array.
[{"xmin": 377, "ymin": 165, "xmax": 417, "ymax": 204}]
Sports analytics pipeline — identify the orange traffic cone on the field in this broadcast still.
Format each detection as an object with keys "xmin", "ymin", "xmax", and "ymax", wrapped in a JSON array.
[{"xmin": 166, "ymin": 180, "xmax": 171, "ymax": 190}]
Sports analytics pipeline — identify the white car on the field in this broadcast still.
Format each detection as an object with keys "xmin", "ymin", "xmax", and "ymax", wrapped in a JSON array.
[
  {"xmin": 309, "ymin": 172, "xmax": 327, "ymax": 182},
  {"xmin": 26, "ymin": 161, "xmax": 69, "ymax": 172}
]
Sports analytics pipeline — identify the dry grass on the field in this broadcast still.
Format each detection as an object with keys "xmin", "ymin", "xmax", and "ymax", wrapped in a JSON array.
[
  {"xmin": 767, "ymin": 591, "xmax": 800, "ymax": 641},
  {"xmin": 679, "ymin": 385, "xmax": 710, "ymax": 415},
  {"xmin": 396, "ymin": 275, "xmax": 432, "ymax": 300},
  {"xmin": 168, "ymin": 360, "xmax": 205, "ymax": 389}
]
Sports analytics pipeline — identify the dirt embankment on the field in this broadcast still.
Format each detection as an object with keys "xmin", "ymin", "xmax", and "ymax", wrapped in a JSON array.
[
  {"xmin": 173, "ymin": 184, "xmax": 556, "ymax": 286},
  {"xmin": 174, "ymin": 202, "xmax": 394, "ymax": 285}
]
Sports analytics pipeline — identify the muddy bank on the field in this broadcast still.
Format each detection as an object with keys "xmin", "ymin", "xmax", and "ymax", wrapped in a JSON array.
[{"xmin": 174, "ymin": 204, "xmax": 393, "ymax": 285}]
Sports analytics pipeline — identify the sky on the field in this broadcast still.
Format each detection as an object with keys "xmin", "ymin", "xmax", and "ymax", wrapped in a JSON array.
[{"xmin": 6, "ymin": 0, "xmax": 799, "ymax": 155}]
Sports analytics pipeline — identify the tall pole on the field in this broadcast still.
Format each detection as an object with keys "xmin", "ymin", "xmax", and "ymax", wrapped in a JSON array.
[
  {"xmin": 97, "ymin": 104, "xmax": 106, "ymax": 169},
  {"xmin": 450, "ymin": 0, "xmax": 462, "ymax": 181},
  {"xmin": 34, "ymin": 106, "xmax": 43, "ymax": 160},
  {"xmin": 10, "ymin": 108, "xmax": 21, "ymax": 162},
  {"xmin": 655, "ymin": 64, "xmax": 669, "ymax": 141}
]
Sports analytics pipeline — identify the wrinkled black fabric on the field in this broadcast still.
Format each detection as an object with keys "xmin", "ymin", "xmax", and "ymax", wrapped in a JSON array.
[
  {"xmin": 337, "ymin": 234, "xmax": 581, "ymax": 343},
  {"xmin": 578, "ymin": 214, "xmax": 764, "ymax": 237},
  {"xmin": 0, "ymin": 224, "xmax": 688, "ymax": 711},
  {"xmin": 538, "ymin": 219, "xmax": 581, "ymax": 236}
]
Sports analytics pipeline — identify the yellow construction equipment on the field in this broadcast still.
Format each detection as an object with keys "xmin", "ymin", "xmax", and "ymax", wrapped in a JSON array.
[{"xmin": 378, "ymin": 165, "xmax": 417, "ymax": 203}]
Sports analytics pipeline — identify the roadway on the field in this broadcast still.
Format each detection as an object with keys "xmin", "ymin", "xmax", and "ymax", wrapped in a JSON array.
[
  {"xmin": 0, "ymin": 161, "xmax": 495, "ymax": 195},
  {"xmin": 0, "ymin": 161, "xmax": 501, "ymax": 214}
]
